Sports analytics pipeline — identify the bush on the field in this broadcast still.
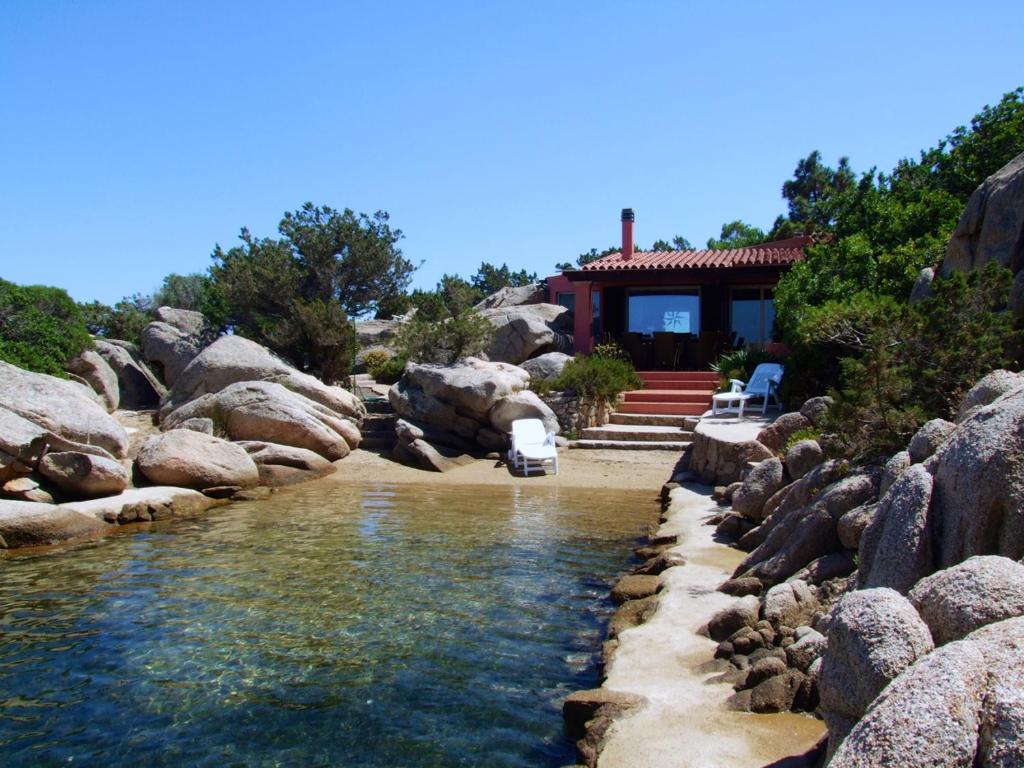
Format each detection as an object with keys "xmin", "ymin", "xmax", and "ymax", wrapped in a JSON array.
[
  {"xmin": 395, "ymin": 308, "xmax": 494, "ymax": 365},
  {"xmin": 798, "ymin": 264, "xmax": 1021, "ymax": 460},
  {"xmin": 0, "ymin": 278, "xmax": 93, "ymax": 376},
  {"xmin": 370, "ymin": 354, "xmax": 407, "ymax": 384},
  {"xmin": 710, "ymin": 347, "xmax": 784, "ymax": 390},
  {"xmin": 551, "ymin": 354, "xmax": 641, "ymax": 428},
  {"xmin": 592, "ymin": 340, "xmax": 630, "ymax": 362}
]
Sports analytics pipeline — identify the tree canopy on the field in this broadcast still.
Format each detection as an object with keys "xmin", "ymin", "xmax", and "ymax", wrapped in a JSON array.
[
  {"xmin": 0, "ymin": 278, "xmax": 92, "ymax": 376},
  {"xmin": 706, "ymin": 220, "xmax": 767, "ymax": 249},
  {"xmin": 207, "ymin": 203, "xmax": 414, "ymax": 382}
]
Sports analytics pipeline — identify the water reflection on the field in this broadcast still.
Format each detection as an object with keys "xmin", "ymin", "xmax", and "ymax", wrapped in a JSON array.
[{"xmin": 0, "ymin": 483, "xmax": 657, "ymax": 767}]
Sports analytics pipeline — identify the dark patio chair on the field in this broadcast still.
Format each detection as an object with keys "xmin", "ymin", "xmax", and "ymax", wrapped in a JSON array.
[{"xmin": 653, "ymin": 332, "xmax": 678, "ymax": 370}]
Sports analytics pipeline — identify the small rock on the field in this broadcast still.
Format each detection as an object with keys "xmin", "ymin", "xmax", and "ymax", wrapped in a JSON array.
[
  {"xmin": 749, "ymin": 669, "xmax": 806, "ymax": 713},
  {"xmin": 718, "ymin": 576, "xmax": 764, "ymax": 597},
  {"xmin": 786, "ymin": 629, "xmax": 827, "ymax": 672},
  {"xmin": 609, "ymin": 596, "xmax": 659, "ymax": 639},
  {"xmin": 38, "ymin": 451, "xmax": 130, "ymax": 499},
  {"xmin": 799, "ymin": 396, "xmax": 833, "ymax": 426},
  {"xmin": 610, "ymin": 574, "xmax": 661, "ymax": 604},
  {"xmin": 746, "ymin": 657, "xmax": 788, "ymax": 688},
  {"xmin": 907, "ymin": 418, "xmax": 956, "ymax": 463},
  {"xmin": 706, "ymin": 595, "xmax": 760, "ymax": 641},
  {"xmin": 763, "ymin": 580, "xmax": 820, "ymax": 628},
  {"xmin": 879, "ymin": 450, "xmax": 911, "ymax": 497},
  {"xmin": 784, "ymin": 439, "xmax": 824, "ymax": 481}
]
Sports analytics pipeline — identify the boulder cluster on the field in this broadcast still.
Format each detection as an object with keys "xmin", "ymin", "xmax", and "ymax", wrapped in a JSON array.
[
  {"xmin": 388, "ymin": 357, "xmax": 561, "ymax": 471},
  {"xmin": 703, "ymin": 370, "xmax": 1024, "ymax": 764},
  {"xmin": 0, "ymin": 308, "xmax": 364, "ymax": 549}
]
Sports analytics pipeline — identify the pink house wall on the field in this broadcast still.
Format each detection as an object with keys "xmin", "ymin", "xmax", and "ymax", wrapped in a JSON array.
[{"xmin": 546, "ymin": 274, "xmax": 592, "ymax": 355}]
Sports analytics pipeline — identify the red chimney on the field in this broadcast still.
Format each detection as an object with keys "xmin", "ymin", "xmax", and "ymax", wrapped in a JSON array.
[{"xmin": 621, "ymin": 208, "xmax": 634, "ymax": 260}]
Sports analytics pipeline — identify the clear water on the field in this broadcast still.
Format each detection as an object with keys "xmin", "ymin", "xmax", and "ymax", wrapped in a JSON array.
[{"xmin": 0, "ymin": 481, "xmax": 658, "ymax": 767}]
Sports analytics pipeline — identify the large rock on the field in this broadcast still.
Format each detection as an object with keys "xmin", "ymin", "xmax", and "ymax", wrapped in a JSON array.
[
  {"xmin": 66, "ymin": 349, "xmax": 119, "ymax": 412},
  {"xmin": 932, "ymin": 387, "xmax": 1024, "ymax": 567},
  {"xmin": 837, "ymin": 502, "xmax": 880, "ymax": 551},
  {"xmin": 879, "ymin": 450, "xmax": 911, "ymax": 497},
  {"xmin": 0, "ymin": 361, "xmax": 129, "ymax": 459},
  {"xmin": 141, "ymin": 321, "xmax": 204, "ymax": 386},
  {"xmin": 830, "ymin": 617, "xmax": 1024, "ymax": 768},
  {"xmin": 163, "ymin": 381, "xmax": 360, "ymax": 461},
  {"xmin": 942, "ymin": 151, "xmax": 1024, "ymax": 277},
  {"xmin": 732, "ymin": 457, "xmax": 785, "ymax": 522},
  {"xmin": 859, "ymin": 464, "xmax": 935, "ymax": 593},
  {"xmin": 354, "ymin": 318, "xmax": 402, "ymax": 348},
  {"xmin": 153, "ymin": 306, "xmax": 209, "ymax": 337},
  {"xmin": 762, "ymin": 580, "xmax": 820, "ymax": 628},
  {"xmin": 755, "ymin": 412, "xmax": 811, "ymax": 452},
  {"xmin": 161, "ymin": 335, "xmax": 364, "ymax": 423},
  {"xmin": 62, "ymin": 485, "xmax": 225, "ymax": 524},
  {"xmin": 136, "ymin": 430, "xmax": 260, "ymax": 490},
  {"xmin": 38, "ymin": 451, "xmax": 130, "ymax": 498},
  {"xmin": 799, "ymin": 396, "xmax": 833, "ymax": 426},
  {"xmin": 784, "ymin": 439, "xmax": 823, "ymax": 481},
  {"xmin": 94, "ymin": 339, "xmax": 167, "ymax": 408},
  {"xmin": 520, "ymin": 352, "xmax": 572, "ymax": 381},
  {"xmin": 0, "ymin": 404, "xmax": 121, "ymax": 467},
  {"xmin": 956, "ymin": 369, "xmax": 1024, "ymax": 421},
  {"xmin": 819, "ymin": 588, "xmax": 934, "ymax": 752},
  {"xmin": 235, "ymin": 441, "xmax": 336, "ymax": 487},
  {"xmin": 397, "ymin": 358, "xmax": 529, "ymax": 419},
  {"xmin": 0, "ymin": 499, "xmax": 109, "ymax": 548},
  {"xmin": 907, "ymin": 418, "xmax": 956, "ymax": 463},
  {"xmin": 392, "ymin": 434, "xmax": 474, "ymax": 473},
  {"xmin": 487, "ymin": 391, "xmax": 560, "ymax": 435},
  {"xmin": 736, "ymin": 470, "xmax": 877, "ymax": 587},
  {"xmin": 475, "ymin": 283, "xmax": 546, "ymax": 310},
  {"xmin": 909, "ymin": 556, "xmax": 1024, "ymax": 645},
  {"xmin": 479, "ymin": 303, "xmax": 572, "ymax": 364}
]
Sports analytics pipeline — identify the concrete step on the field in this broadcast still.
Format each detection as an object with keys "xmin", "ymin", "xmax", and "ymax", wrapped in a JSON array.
[
  {"xmin": 362, "ymin": 414, "xmax": 397, "ymax": 430},
  {"xmin": 580, "ymin": 424, "xmax": 693, "ymax": 442},
  {"xmin": 569, "ymin": 439, "xmax": 691, "ymax": 451},
  {"xmin": 624, "ymin": 389, "xmax": 714, "ymax": 404},
  {"xmin": 363, "ymin": 399, "xmax": 394, "ymax": 414},
  {"xmin": 609, "ymin": 413, "xmax": 691, "ymax": 427},
  {"xmin": 616, "ymin": 401, "xmax": 708, "ymax": 416},
  {"xmin": 637, "ymin": 370, "xmax": 719, "ymax": 383},
  {"xmin": 360, "ymin": 434, "xmax": 396, "ymax": 450}
]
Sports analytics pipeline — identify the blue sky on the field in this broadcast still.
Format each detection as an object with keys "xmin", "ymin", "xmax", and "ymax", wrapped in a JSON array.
[{"xmin": 1, "ymin": 1, "xmax": 1022, "ymax": 306}]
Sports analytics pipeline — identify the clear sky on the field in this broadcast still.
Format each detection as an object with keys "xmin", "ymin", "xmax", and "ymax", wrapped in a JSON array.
[{"xmin": 2, "ymin": 1, "xmax": 1022, "ymax": 306}]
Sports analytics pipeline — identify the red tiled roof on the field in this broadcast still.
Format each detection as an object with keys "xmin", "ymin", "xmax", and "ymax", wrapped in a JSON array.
[{"xmin": 577, "ymin": 235, "xmax": 812, "ymax": 272}]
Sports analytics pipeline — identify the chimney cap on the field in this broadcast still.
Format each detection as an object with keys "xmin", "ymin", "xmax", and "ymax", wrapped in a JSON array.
[{"xmin": 621, "ymin": 208, "xmax": 635, "ymax": 222}]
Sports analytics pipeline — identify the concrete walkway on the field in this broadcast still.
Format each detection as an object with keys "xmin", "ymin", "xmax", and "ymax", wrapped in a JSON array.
[{"xmin": 597, "ymin": 483, "xmax": 823, "ymax": 767}]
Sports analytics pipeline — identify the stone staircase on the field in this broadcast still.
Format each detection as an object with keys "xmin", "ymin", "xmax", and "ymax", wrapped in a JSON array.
[
  {"xmin": 570, "ymin": 371, "xmax": 717, "ymax": 450},
  {"xmin": 351, "ymin": 374, "xmax": 397, "ymax": 452}
]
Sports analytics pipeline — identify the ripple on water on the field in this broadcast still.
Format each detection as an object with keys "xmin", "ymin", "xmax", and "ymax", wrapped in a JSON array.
[{"xmin": 0, "ymin": 482, "xmax": 658, "ymax": 767}]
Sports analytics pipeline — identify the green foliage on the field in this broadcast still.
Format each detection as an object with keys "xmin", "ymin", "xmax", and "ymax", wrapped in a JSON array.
[
  {"xmin": 395, "ymin": 307, "xmax": 494, "ymax": 365},
  {"xmin": 208, "ymin": 203, "xmax": 413, "ymax": 382},
  {"xmin": 0, "ymin": 278, "xmax": 93, "ymax": 376},
  {"xmin": 370, "ymin": 355, "xmax": 408, "ymax": 384},
  {"xmin": 774, "ymin": 88, "xmax": 1024, "ymax": 342},
  {"xmin": 572, "ymin": 245, "xmax": 619, "ymax": 269},
  {"xmin": 651, "ymin": 235, "xmax": 693, "ymax": 251},
  {"xmin": 592, "ymin": 340, "xmax": 630, "ymax": 362},
  {"xmin": 153, "ymin": 273, "xmax": 212, "ymax": 312},
  {"xmin": 798, "ymin": 264, "xmax": 1020, "ymax": 460},
  {"xmin": 363, "ymin": 350, "xmax": 407, "ymax": 384},
  {"xmin": 706, "ymin": 220, "xmax": 767, "ymax": 249},
  {"xmin": 783, "ymin": 427, "xmax": 823, "ymax": 454},
  {"xmin": 551, "ymin": 355, "xmax": 641, "ymax": 414},
  {"xmin": 77, "ymin": 294, "xmax": 153, "ymax": 345},
  {"xmin": 710, "ymin": 347, "xmax": 783, "ymax": 389},
  {"xmin": 470, "ymin": 262, "xmax": 536, "ymax": 296}
]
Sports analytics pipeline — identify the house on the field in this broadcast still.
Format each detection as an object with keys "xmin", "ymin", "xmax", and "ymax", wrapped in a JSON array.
[{"xmin": 546, "ymin": 209, "xmax": 810, "ymax": 370}]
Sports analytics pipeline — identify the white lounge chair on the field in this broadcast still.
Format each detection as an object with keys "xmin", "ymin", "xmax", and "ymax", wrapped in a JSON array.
[
  {"xmin": 507, "ymin": 418, "xmax": 558, "ymax": 476},
  {"xmin": 711, "ymin": 363, "xmax": 784, "ymax": 417}
]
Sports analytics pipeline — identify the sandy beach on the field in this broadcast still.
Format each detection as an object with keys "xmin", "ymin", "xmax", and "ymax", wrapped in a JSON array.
[{"xmin": 330, "ymin": 447, "xmax": 686, "ymax": 492}]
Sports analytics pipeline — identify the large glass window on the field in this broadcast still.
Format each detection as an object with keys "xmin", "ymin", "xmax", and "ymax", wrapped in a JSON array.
[
  {"xmin": 730, "ymin": 287, "xmax": 774, "ymax": 346},
  {"xmin": 627, "ymin": 291, "xmax": 700, "ymax": 335},
  {"xmin": 555, "ymin": 292, "xmax": 576, "ymax": 313}
]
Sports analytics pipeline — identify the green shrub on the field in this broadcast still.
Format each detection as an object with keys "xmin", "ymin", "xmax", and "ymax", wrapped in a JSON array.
[
  {"xmin": 362, "ymin": 349, "xmax": 391, "ymax": 374},
  {"xmin": 592, "ymin": 340, "xmax": 630, "ymax": 362},
  {"xmin": 0, "ymin": 278, "xmax": 93, "ymax": 376},
  {"xmin": 395, "ymin": 308, "xmax": 494, "ymax": 365},
  {"xmin": 551, "ymin": 354, "xmax": 641, "ymax": 428},
  {"xmin": 711, "ymin": 347, "xmax": 784, "ymax": 390},
  {"xmin": 372, "ymin": 355, "xmax": 407, "ymax": 384},
  {"xmin": 798, "ymin": 264, "xmax": 1021, "ymax": 460},
  {"xmin": 782, "ymin": 427, "xmax": 823, "ymax": 453}
]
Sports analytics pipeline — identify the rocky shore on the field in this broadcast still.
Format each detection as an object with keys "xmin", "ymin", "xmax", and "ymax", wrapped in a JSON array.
[{"xmin": 564, "ymin": 369, "xmax": 1024, "ymax": 767}]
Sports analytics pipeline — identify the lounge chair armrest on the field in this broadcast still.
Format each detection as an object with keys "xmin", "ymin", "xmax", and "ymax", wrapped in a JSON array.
[
  {"xmin": 729, "ymin": 379, "xmax": 746, "ymax": 392},
  {"xmin": 544, "ymin": 432, "xmax": 556, "ymax": 446}
]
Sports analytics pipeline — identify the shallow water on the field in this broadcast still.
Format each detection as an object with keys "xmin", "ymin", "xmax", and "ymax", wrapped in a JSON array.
[{"xmin": 0, "ymin": 482, "xmax": 659, "ymax": 767}]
